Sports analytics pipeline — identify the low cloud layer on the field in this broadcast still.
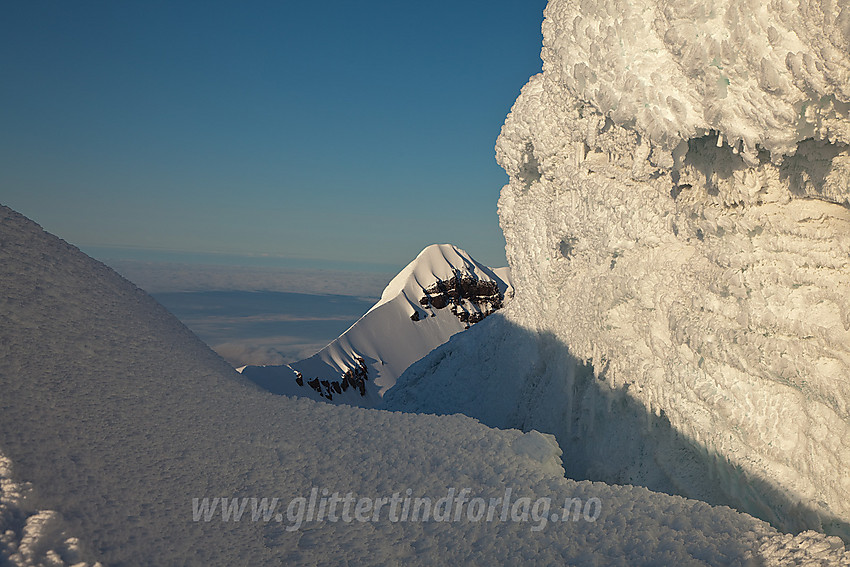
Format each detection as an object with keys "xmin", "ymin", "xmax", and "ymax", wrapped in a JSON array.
[
  {"xmin": 106, "ymin": 259, "xmax": 393, "ymax": 297},
  {"xmin": 150, "ymin": 290, "xmax": 378, "ymax": 368},
  {"xmin": 213, "ymin": 340, "xmax": 330, "ymax": 367}
]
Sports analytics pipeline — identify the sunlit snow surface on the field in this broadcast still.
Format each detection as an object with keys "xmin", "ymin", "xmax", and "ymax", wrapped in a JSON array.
[
  {"xmin": 2, "ymin": 209, "xmax": 848, "ymax": 565},
  {"xmin": 386, "ymin": 0, "xmax": 850, "ymax": 545}
]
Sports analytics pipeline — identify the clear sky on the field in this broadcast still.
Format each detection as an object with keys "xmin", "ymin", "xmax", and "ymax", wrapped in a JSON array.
[{"xmin": 1, "ymin": 0, "xmax": 546, "ymax": 271}]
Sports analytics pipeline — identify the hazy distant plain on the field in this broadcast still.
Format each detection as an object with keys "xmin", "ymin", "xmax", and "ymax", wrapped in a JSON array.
[{"xmin": 153, "ymin": 290, "xmax": 377, "ymax": 367}]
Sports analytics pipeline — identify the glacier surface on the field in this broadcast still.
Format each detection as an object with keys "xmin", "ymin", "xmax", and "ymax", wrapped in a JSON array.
[{"xmin": 386, "ymin": 0, "xmax": 850, "ymax": 542}]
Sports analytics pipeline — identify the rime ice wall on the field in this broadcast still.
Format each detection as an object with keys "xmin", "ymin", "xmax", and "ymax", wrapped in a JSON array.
[
  {"xmin": 386, "ymin": 0, "xmax": 850, "ymax": 539},
  {"xmin": 540, "ymin": 0, "xmax": 850, "ymax": 162}
]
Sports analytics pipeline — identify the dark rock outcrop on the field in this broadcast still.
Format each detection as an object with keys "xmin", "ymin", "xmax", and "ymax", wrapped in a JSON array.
[
  {"xmin": 417, "ymin": 269, "xmax": 504, "ymax": 327},
  {"xmin": 298, "ymin": 356, "xmax": 369, "ymax": 400}
]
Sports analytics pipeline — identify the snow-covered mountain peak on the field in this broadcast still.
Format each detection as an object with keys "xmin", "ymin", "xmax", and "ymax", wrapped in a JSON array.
[
  {"xmin": 240, "ymin": 244, "xmax": 512, "ymax": 406},
  {"xmin": 371, "ymin": 243, "xmax": 510, "ymax": 315}
]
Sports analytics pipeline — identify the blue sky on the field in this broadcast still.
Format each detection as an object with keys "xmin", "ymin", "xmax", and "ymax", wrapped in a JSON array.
[{"xmin": 1, "ymin": 1, "xmax": 546, "ymax": 271}]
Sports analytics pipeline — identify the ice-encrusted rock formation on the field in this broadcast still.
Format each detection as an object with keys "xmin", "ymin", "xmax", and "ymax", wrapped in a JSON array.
[{"xmin": 386, "ymin": 0, "xmax": 850, "ymax": 541}]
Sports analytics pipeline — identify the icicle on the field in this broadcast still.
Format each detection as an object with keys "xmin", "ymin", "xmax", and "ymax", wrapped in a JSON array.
[
  {"xmin": 574, "ymin": 141, "xmax": 586, "ymax": 167},
  {"xmin": 586, "ymin": 115, "xmax": 600, "ymax": 148},
  {"xmin": 630, "ymin": 138, "xmax": 651, "ymax": 179},
  {"xmin": 741, "ymin": 143, "xmax": 759, "ymax": 167}
]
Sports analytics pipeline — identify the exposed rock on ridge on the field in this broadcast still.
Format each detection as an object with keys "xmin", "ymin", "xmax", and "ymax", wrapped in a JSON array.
[{"xmin": 417, "ymin": 269, "xmax": 505, "ymax": 326}]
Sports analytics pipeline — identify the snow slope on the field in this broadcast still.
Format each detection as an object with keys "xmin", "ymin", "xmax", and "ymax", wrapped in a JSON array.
[
  {"xmin": 3, "ymin": 206, "xmax": 848, "ymax": 565},
  {"xmin": 240, "ymin": 244, "xmax": 512, "ymax": 407},
  {"xmin": 385, "ymin": 0, "xmax": 850, "ymax": 543}
]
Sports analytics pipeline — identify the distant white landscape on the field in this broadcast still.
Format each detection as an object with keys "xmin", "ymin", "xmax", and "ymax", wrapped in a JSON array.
[
  {"xmin": 99, "ymin": 257, "xmax": 395, "ymax": 366},
  {"xmin": 151, "ymin": 290, "xmax": 378, "ymax": 366}
]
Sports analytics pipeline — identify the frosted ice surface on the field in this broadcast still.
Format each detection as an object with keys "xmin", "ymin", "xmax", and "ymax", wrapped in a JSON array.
[
  {"xmin": 1, "ymin": 454, "xmax": 101, "ymax": 567},
  {"xmin": 511, "ymin": 431, "xmax": 565, "ymax": 476},
  {"xmin": 541, "ymin": 0, "xmax": 850, "ymax": 160}
]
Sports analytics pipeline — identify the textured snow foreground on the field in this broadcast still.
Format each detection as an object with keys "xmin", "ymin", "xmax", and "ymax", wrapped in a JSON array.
[
  {"xmin": 1, "ymin": 215, "xmax": 847, "ymax": 565},
  {"xmin": 385, "ymin": 0, "xmax": 850, "ymax": 548}
]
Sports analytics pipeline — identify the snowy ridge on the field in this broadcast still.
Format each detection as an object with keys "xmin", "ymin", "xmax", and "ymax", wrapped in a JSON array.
[
  {"xmin": 4, "ymin": 204, "xmax": 844, "ymax": 564},
  {"xmin": 241, "ymin": 244, "xmax": 512, "ymax": 406},
  {"xmin": 369, "ymin": 243, "xmax": 508, "ymax": 314},
  {"xmin": 386, "ymin": 0, "xmax": 850, "ymax": 544}
]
